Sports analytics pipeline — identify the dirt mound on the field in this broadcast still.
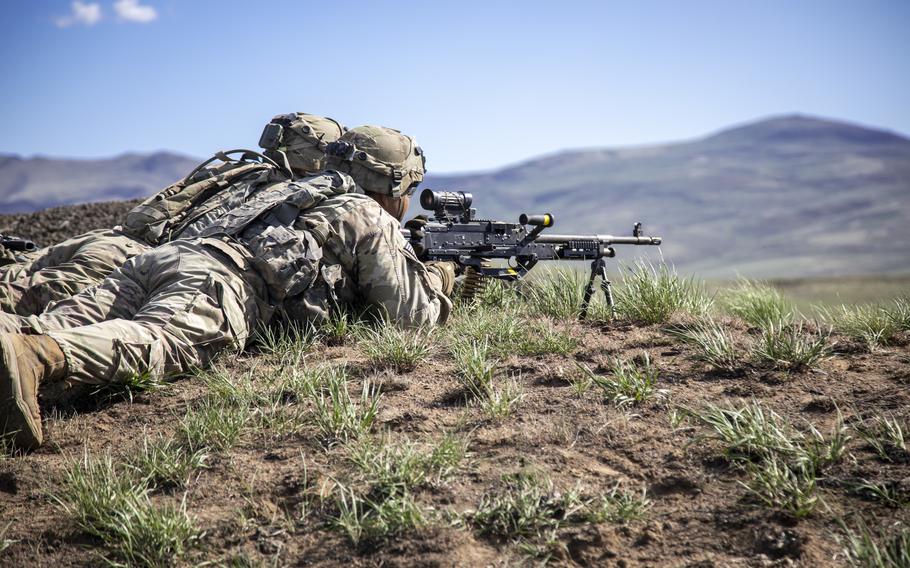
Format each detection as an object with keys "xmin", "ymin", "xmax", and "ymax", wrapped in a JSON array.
[{"xmin": 0, "ymin": 199, "xmax": 139, "ymax": 245}]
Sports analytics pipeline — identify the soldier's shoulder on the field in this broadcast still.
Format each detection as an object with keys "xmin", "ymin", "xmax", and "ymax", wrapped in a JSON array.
[
  {"xmin": 318, "ymin": 193, "xmax": 382, "ymax": 223},
  {"xmin": 281, "ymin": 170, "xmax": 359, "ymax": 197}
]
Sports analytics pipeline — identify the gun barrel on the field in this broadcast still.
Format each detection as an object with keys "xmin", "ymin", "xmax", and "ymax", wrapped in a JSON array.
[
  {"xmin": 535, "ymin": 234, "xmax": 662, "ymax": 246},
  {"xmin": 0, "ymin": 237, "xmax": 37, "ymax": 252}
]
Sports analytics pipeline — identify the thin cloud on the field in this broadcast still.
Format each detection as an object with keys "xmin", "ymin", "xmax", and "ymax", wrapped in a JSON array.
[
  {"xmin": 113, "ymin": 0, "xmax": 157, "ymax": 23},
  {"xmin": 55, "ymin": 1, "xmax": 102, "ymax": 28}
]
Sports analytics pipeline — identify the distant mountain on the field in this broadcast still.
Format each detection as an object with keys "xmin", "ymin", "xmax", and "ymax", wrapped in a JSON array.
[
  {"xmin": 423, "ymin": 115, "xmax": 910, "ymax": 278},
  {"xmin": 0, "ymin": 151, "xmax": 199, "ymax": 213},
  {"xmin": 1, "ymin": 115, "xmax": 908, "ymax": 278}
]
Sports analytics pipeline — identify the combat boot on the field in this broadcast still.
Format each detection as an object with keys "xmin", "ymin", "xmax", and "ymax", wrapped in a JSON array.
[{"xmin": 0, "ymin": 334, "xmax": 67, "ymax": 450}]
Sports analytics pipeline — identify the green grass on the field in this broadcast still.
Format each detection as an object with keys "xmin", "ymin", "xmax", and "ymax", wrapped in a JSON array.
[
  {"xmin": 740, "ymin": 455, "xmax": 819, "ymax": 517},
  {"xmin": 692, "ymin": 402, "xmax": 850, "ymax": 517},
  {"xmin": 252, "ymin": 319, "xmax": 319, "ymax": 364},
  {"xmin": 305, "ymin": 366, "xmax": 381, "ymax": 446},
  {"xmin": 197, "ymin": 365, "xmax": 261, "ymax": 407},
  {"xmin": 180, "ymin": 398, "xmax": 250, "ymax": 452},
  {"xmin": 692, "ymin": 401, "xmax": 846, "ymax": 470},
  {"xmin": 332, "ymin": 486, "xmax": 426, "ymax": 546},
  {"xmin": 586, "ymin": 483, "xmax": 651, "ymax": 524},
  {"xmin": 319, "ymin": 308, "xmax": 367, "ymax": 346},
  {"xmin": 349, "ymin": 433, "xmax": 468, "ymax": 496},
  {"xmin": 840, "ymin": 519, "xmax": 910, "ymax": 568},
  {"xmin": 470, "ymin": 472, "xmax": 648, "ymax": 544},
  {"xmin": 452, "ymin": 340, "xmax": 497, "ymax": 399},
  {"xmin": 577, "ymin": 353, "xmax": 666, "ymax": 407},
  {"xmin": 752, "ymin": 320, "xmax": 833, "ymax": 372},
  {"xmin": 471, "ymin": 471, "xmax": 587, "ymax": 539},
  {"xmin": 524, "ymin": 267, "xmax": 583, "ymax": 320},
  {"xmin": 360, "ymin": 326, "xmax": 433, "ymax": 372},
  {"xmin": 271, "ymin": 365, "xmax": 327, "ymax": 404},
  {"xmin": 852, "ymin": 480, "xmax": 909, "ymax": 508},
  {"xmin": 613, "ymin": 261, "xmax": 712, "ymax": 324},
  {"xmin": 446, "ymin": 295, "xmax": 578, "ymax": 360},
  {"xmin": 567, "ymin": 365, "xmax": 594, "ymax": 396},
  {"xmin": 469, "ymin": 277, "xmax": 523, "ymax": 310},
  {"xmin": 887, "ymin": 297, "xmax": 910, "ymax": 330},
  {"xmin": 478, "ymin": 375, "xmax": 524, "ymax": 420},
  {"xmin": 447, "ymin": 308, "xmax": 525, "ymax": 354},
  {"xmin": 672, "ymin": 318, "xmax": 740, "ymax": 372},
  {"xmin": 127, "ymin": 435, "xmax": 208, "ymax": 490},
  {"xmin": 451, "ymin": 340, "xmax": 524, "ymax": 419},
  {"xmin": 91, "ymin": 369, "xmax": 166, "ymax": 403},
  {"xmin": 822, "ymin": 303, "xmax": 903, "ymax": 350},
  {"xmin": 515, "ymin": 325, "xmax": 578, "ymax": 356},
  {"xmin": 331, "ymin": 432, "xmax": 468, "ymax": 546},
  {"xmin": 855, "ymin": 413, "xmax": 907, "ymax": 462},
  {"xmin": 53, "ymin": 451, "xmax": 199, "ymax": 567},
  {"xmin": 721, "ymin": 279, "xmax": 794, "ymax": 326}
]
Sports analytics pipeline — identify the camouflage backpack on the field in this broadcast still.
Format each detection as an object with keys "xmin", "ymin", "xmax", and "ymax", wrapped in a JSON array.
[
  {"xmin": 120, "ymin": 150, "xmax": 289, "ymax": 246},
  {"xmin": 199, "ymin": 171, "xmax": 357, "ymax": 303}
]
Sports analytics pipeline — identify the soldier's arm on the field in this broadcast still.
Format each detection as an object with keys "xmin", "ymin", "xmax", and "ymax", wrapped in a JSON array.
[{"xmin": 332, "ymin": 203, "xmax": 451, "ymax": 328}]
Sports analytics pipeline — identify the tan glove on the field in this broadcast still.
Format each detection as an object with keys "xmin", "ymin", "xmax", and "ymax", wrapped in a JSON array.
[{"xmin": 425, "ymin": 261, "xmax": 457, "ymax": 297}]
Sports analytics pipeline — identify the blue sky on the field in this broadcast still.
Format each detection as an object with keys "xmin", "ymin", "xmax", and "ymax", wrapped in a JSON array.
[{"xmin": 1, "ymin": 0, "xmax": 908, "ymax": 172}]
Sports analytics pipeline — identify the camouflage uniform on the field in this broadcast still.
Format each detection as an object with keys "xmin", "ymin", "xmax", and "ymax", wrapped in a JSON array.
[
  {"xmin": 0, "ymin": 247, "xmax": 20, "ymax": 267},
  {"xmin": 1, "ymin": 172, "xmax": 448, "ymax": 386},
  {"xmin": 0, "ymin": 160, "xmax": 278, "ymax": 317},
  {"xmin": 0, "ymin": 124, "xmax": 451, "ymax": 451},
  {"xmin": 0, "ymin": 113, "xmax": 345, "ymax": 317}
]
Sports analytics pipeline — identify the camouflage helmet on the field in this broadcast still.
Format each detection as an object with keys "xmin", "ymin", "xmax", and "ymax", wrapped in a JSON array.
[
  {"xmin": 324, "ymin": 126, "xmax": 426, "ymax": 197},
  {"xmin": 259, "ymin": 112, "xmax": 346, "ymax": 176}
]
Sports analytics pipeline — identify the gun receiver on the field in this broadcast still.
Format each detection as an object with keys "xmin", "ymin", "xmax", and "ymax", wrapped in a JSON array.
[{"xmin": 403, "ymin": 189, "xmax": 663, "ymax": 318}]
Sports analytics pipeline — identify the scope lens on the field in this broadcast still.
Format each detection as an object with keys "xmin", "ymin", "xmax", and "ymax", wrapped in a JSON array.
[
  {"xmin": 419, "ymin": 188, "xmax": 437, "ymax": 210},
  {"xmin": 419, "ymin": 189, "xmax": 474, "ymax": 212}
]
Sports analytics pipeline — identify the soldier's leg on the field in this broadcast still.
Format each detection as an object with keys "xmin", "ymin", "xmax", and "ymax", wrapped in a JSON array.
[
  {"xmin": 45, "ymin": 241, "xmax": 268, "ymax": 386},
  {"xmin": 0, "ymin": 249, "xmax": 154, "ymax": 334},
  {"xmin": 13, "ymin": 230, "xmax": 148, "ymax": 317},
  {"xmin": 0, "ymin": 231, "xmax": 100, "ymax": 286},
  {"xmin": 0, "ymin": 239, "xmax": 85, "ymax": 312}
]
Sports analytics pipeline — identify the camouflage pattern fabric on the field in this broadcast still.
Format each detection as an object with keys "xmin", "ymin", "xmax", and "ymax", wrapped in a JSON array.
[
  {"xmin": 0, "ymin": 229, "xmax": 148, "ymax": 317},
  {"xmin": 0, "ymin": 247, "xmax": 18, "ymax": 267},
  {"xmin": 260, "ymin": 113, "xmax": 346, "ymax": 176},
  {"xmin": 199, "ymin": 171, "xmax": 356, "ymax": 303},
  {"xmin": 283, "ymin": 192, "xmax": 451, "ymax": 328},
  {"xmin": 0, "ymin": 161, "xmax": 285, "ymax": 317},
  {"xmin": 34, "ymin": 239, "xmax": 270, "ymax": 385},
  {"xmin": 121, "ymin": 160, "xmax": 278, "ymax": 246},
  {"xmin": 324, "ymin": 126, "xmax": 425, "ymax": 197}
]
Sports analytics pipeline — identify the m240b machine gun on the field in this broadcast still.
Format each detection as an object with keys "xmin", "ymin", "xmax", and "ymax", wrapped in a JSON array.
[{"xmin": 402, "ymin": 189, "xmax": 662, "ymax": 318}]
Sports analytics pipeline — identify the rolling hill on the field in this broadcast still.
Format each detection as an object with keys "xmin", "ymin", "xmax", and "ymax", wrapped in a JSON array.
[
  {"xmin": 2, "ymin": 115, "xmax": 908, "ymax": 278},
  {"xmin": 423, "ymin": 115, "xmax": 910, "ymax": 278},
  {"xmin": 0, "ymin": 151, "xmax": 198, "ymax": 213}
]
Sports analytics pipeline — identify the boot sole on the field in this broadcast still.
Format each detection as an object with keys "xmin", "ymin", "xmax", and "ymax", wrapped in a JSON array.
[{"xmin": 0, "ymin": 334, "xmax": 42, "ymax": 450}]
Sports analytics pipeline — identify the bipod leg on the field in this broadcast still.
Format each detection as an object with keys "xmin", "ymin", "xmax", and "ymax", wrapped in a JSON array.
[
  {"xmin": 579, "ymin": 259, "xmax": 599, "ymax": 320},
  {"xmin": 598, "ymin": 261, "xmax": 615, "ymax": 319}
]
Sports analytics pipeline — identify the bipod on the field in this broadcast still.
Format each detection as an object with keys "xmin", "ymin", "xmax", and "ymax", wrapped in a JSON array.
[{"xmin": 580, "ymin": 257, "xmax": 614, "ymax": 320}]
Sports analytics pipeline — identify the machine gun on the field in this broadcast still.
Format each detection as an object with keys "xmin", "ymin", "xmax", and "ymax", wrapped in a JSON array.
[
  {"xmin": 402, "ymin": 189, "xmax": 662, "ymax": 318},
  {"xmin": 0, "ymin": 235, "xmax": 38, "ymax": 252}
]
